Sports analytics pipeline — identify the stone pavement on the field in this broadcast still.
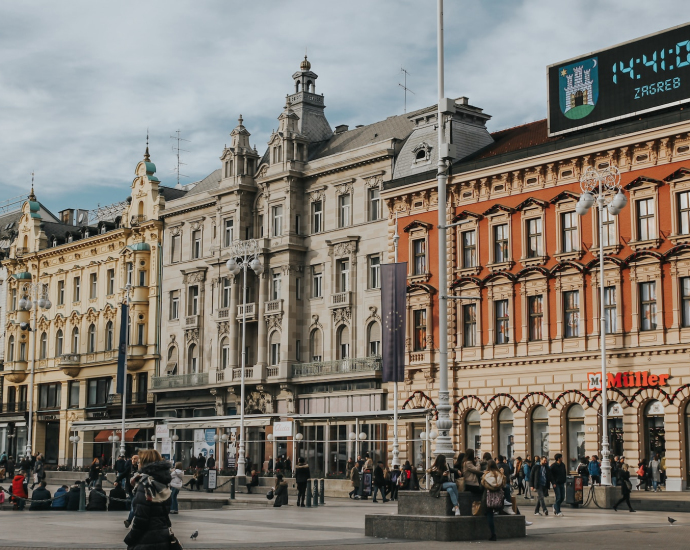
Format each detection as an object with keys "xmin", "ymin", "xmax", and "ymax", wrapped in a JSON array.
[{"xmin": 0, "ymin": 493, "xmax": 689, "ymax": 549}]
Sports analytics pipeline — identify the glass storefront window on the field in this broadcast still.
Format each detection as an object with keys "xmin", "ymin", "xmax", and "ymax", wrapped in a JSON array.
[
  {"xmin": 567, "ymin": 404, "xmax": 585, "ymax": 473},
  {"xmin": 497, "ymin": 408, "xmax": 514, "ymax": 460},
  {"xmin": 464, "ymin": 409, "xmax": 481, "ymax": 452},
  {"xmin": 644, "ymin": 400, "xmax": 665, "ymax": 460},
  {"xmin": 531, "ymin": 405, "xmax": 549, "ymax": 458},
  {"xmin": 608, "ymin": 402, "xmax": 624, "ymax": 457}
]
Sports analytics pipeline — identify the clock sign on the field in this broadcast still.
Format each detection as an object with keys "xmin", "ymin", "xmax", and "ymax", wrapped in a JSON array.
[{"xmin": 548, "ymin": 22, "xmax": 690, "ymax": 136}]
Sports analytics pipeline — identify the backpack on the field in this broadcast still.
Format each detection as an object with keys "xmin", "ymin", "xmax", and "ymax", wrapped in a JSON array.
[{"xmin": 398, "ymin": 470, "xmax": 409, "ymax": 487}]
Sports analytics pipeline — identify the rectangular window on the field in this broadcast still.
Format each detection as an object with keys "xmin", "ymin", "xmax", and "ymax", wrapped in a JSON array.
[
  {"xmin": 494, "ymin": 224, "xmax": 509, "ymax": 263},
  {"xmin": 369, "ymin": 255, "xmax": 380, "ymax": 289},
  {"xmin": 682, "ymin": 277, "xmax": 690, "ymax": 328},
  {"xmin": 171, "ymin": 234, "xmax": 181, "ymax": 262},
  {"xmin": 604, "ymin": 286, "xmax": 617, "ymax": 334},
  {"xmin": 338, "ymin": 259, "xmax": 350, "ymax": 292},
  {"xmin": 57, "ymin": 281, "xmax": 64, "ymax": 306},
  {"xmin": 270, "ymin": 342, "xmax": 280, "ymax": 366},
  {"xmin": 637, "ymin": 198, "xmax": 655, "ymax": 240},
  {"xmin": 272, "ymin": 205, "xmax": 283, "ymax": 237},
  {"xmin": 640, "ymin": 281, "xmax": 657, "ymax": 331},
  {"xmin": 463, "ymin": 303, "xmax": 476, "ymax": 347},
  {"xmin": 127, "ymin": 262, "xmax": 133, "ymax": 286},
  {"xmin": 311, "ymin": 201, "xmax": 323, "ymax": 233},
  {"xmin": 11, "ymin": 288, "xmax": 17, "ymax": 311},
  {"xmin": 296, "ymin": 277, "xmax": 302, "ymax": 300},
  {"xmin": 295, "ymin": 215, "xmax": 301, "ymax": 235},
  {"xmin": 87, "ymin": 378, "xmax": 111, "ymax": 407},
  {"xmin": 296, "ymin": 340, "xmax": 301, "ymax": 362},
  {"xmin": 461, "ymin": 230, "xmax": 476, "ymax": 268},
  {"xmin": 73, "ymin": 277, "xmax": 81, "ymax": 302},
  {"xmin": 137, "ymin": 323, "xmax": 145, "ymax": 346},
  {"xmin": 170, "ymin": 291, "xmax": 179, "ymax": 320},
  {"xmin": 68, "ymin": 381, "xmax": 80, "ymax": 408},
  {"xmin": 679, "ymin": 192, "xmax": 690, "ymax": 235},
  {"xmin": 312, "ymin": 265, "xmax": 322, "ymax": 298},
  {"xmin": 222, "ymin": 277, "xmax": 231, "ymax": 308},
  {"xmin": 89, "ymin": 273, "xmax": 97, "ymax": 299},
  {"xmin": 338, "ymin": 194, "xmax": 351, "ymax": 228},
  {"xmin": 368, "ymin": 188, "xmax": 380, "ymax": 221},
  {"xmin": 413, "ymin": 238, "xmax": 426, "ymax": 275},
  {"xmin": 413, "ymin": 309, "xmax": 427, "ymax": 351},
  {"xmin": 601, "ymin": 208, "xmax": 616, "ymax": 247},
  {"xmin": 137, "ymin": 373, "xmax": 148, "ymax": 402},
  {"xmin": 107, "ymin": 269, "xmax": 115, "ymax": 295},
  {"xmin": 564, "ymin": 290, "xmax": 580, "ymax": 338},
  {"xmin": 38, "ymin": 383, "xmax": 61, "ymax": 410},
  {"xmin": 495, "ymin": 299, "xmax": 510, "ymax": 344},
  {"xmin": 188, "ymin": 285, "xmax": 199, "ymax": 316},
  {"xmin": 258, "ymin": 215, "xmax": 264, "ymax": 238},
  {"xmin": 138, "ymin": 270, "xmax": 146, "ymax": 287},
  {"xmin": 561, "ymin": 212, "xmax": 578, "ymax": 253},
  {"xmin": 528, "ymin": 295, "xmax": 543, "ymax": 341},
  {"xmin": 272, "ymin": 273, "xmax": 281, "ymax": 300},
  {"xmin": 224, "ymin": 219, "xmax": 234, "ymax": 246},
  {"xmin": 192, "ymin": 230, "xmax": 202, "ymax": 259},
  {"xmin": 527, "ymin": 218, "xmax": 542, "ymax": 258}
]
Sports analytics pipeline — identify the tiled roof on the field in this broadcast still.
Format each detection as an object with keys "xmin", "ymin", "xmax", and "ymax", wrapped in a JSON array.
[
  {"xmin": 472, "ymin": 119, "xmax": 560, "ymax": 160},
  {"xmin": 159, "ymin": 185, "xmax": 189, "ymax": 201},
  {"xmin": 184, "ymin": 169, "xmax": 222, "ymax": 197}
]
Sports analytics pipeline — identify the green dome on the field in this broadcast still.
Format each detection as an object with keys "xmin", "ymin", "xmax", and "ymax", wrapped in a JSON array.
[
  {"xmin": 128, "ymin": 242, "xmax": 151, "ymax": 251},
  {"xmin": 13, "ymin": 272, "xmax": 32, "ymax": 280}
]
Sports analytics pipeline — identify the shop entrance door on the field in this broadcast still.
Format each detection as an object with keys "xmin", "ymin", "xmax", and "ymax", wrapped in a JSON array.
[
  {"xmin": 644, "ymin": 400, "xmax": 666, "ymax": 459},
  {"xmin": 45, "ymin": 422, "xmax": 60, "ymax": 465}
]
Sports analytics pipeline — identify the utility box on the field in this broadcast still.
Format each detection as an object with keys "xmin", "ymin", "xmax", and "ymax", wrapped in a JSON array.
[{"xmin": 565, "ymin": 476, "xmax": 583, "ymax": 507}]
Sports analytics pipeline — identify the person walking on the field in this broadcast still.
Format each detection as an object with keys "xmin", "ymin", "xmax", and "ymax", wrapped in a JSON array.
[
  {"xmin": 294, "ymin": 457, "xmax": 310, "ymax": 507},
  {"xmin": 588, "ymin": 455, "xmax": 602, "ymax": 486},
  {"xmin": 170, "ymin": 461, "xmax": 184, "ymax": 514},
  {"xmin": 196, "ymin": 453, "xmax": 206, "ymax": 471},
  {"xmin": 31, "ymin": 453, "xmax": 45, "ymax": 490},
  {"xmin": 346, "ymin": 457, "xmax": 355, "ymax": 478},
  {"xmin": 481, "ymin": 460, "xmax": 506, "ymax": 541},
  {"xmin": 6, "ymin": 456, "xmax": 15, "ymax": 479},
  {"xmin": 88, "ymin": 457, "xmax": 102, "ymax": 489},
  {"xmin": 530, "ymin": 456, "xmax": 553, "ymax": 516},
  {"xmin": 649, "ymin": 454, "xmax": 662, "ymax": 492},
  {"xmin": 514, "ymin": 457, "xmax": 524, "ymax": 496},
  {"xmin": 577, "ymin": 456, "xmax": 590, "ymax": 486},
  {"xmin": 610, "ymin": 456, "xmax": 619, "ymax": 487},
  {"xmin": 613, "ymin": 463, "xmax": 636, "ymax": 512},
  {"xmin": 428, "ymin": 454, "xmax": 461, "ymax": 516},
  {"xmin": 550, "ymin": 454, "xmax": 567, "ymax": 517},
  {"xmin": 462, "ymin": 449, "xmax": 484, "ymax": 502},
  {"xmin": 373, "ymin": 461, "xmax": 388, "ymax": 503},
  {"xmin": 122, "ymin": 455, "xmax": 141, "ymax": 528},
  {"xmin": 123, "ymin": 449, "xmax": 173, "ymax": 550},
  {"xmin": 522, "ymin": 458, "xmax": 533, "ymax": 499},
  {"xmin": 349, "ymin": 461, "xmax": 361, "ymax": 499},
  {"xmin": 389, "ymin": 465, "xmax": 401, "ymax": 501},
  {"xmin": 117, "ymin": 454, "xmax": 140, "ymax": 500},
  {"xmin": 115, "ymin": 454, "xmax": 127, "ymax": 477},
  {"xmin": 273, "ymin": 473, "xmax": 289, "ymax": 508}
]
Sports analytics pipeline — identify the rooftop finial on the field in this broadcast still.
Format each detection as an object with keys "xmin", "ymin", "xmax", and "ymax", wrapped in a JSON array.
[
  {"xmin": 144, "ymin": 129, "xmax": 150, "ymax": 161},
  {"xmin": 300, "ymin": 54, "xmax": 311, "ymax": 71},
  {"xmin": 238, "ymin": 114, "xmax": 243, "ymax": 126},
  {"xmin": 29, "ymin": 171, "xmax": 36, "ymax": 201}
]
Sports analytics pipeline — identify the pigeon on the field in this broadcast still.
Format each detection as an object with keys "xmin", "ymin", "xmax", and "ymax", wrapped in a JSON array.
[
  {"xmin": 668, "ymin": 517, "xmax": 677, "ymax": 525},
  {"xmin": 190, "ymin": 531, "xmax": 199, "ymax": 539}
]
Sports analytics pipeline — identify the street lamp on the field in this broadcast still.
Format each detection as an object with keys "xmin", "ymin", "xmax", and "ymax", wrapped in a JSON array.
[
  {"xmin": 18, "ymin": 282, "xmax": 52, "ymax": 459},
  {"xmin": 69, "ymin": 432, "xmax": 80, "ymax": 470},
  {"xmin": 226, "ymin": 239, "xmax": 263, "ymax": 478},
  {"xmin": 576, "ymin": 164, "xmax": 626, "ymax": 486},
  {"xmin": 108, "ymin": 434, "xmax": 120, "ymax": 468}
]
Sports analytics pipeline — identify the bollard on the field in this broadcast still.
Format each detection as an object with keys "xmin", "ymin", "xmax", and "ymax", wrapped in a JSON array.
[
  {"xmin": 306, "ymin": 479, "xmax": 311, "ymax": 507},
  {"xmin": 78, "ymin": 481, "xmax": 86, "ymax": 512},
  {"xmin": 312, "ymin": 478, "xmax": 319, "ymax": 507},
  {"xmin": 319, "ymin": 479, "xmax": 325, "ymax": 505},
  {"xmin": 230, "ymin": 476, "xmax": 235, "ymax": 500}
]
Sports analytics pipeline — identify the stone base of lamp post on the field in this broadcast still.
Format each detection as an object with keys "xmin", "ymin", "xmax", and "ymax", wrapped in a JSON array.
[{"xmin": 582, "ymin": 485, "xmax": 622, "ymax": 509}]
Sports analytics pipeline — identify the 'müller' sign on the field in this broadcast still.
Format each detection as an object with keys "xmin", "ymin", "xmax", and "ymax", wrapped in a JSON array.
[{"xmin": 587, "ymin": 371, "xmax": 670, "ymax": 391}]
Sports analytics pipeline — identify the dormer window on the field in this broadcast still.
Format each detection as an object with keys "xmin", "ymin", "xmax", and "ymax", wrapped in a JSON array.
[
  {"xmin": 52, "ymin": 238, "xmax": 58, "ymax": 247},
  {"xmin": 67, "ymin": 234, "xmax": 73, "ymax": 243},
  {"xmin": 415, "ymin": 150, "xmax": 426, "ymax": 161},
  {"xmin": 101, "ymin": 225, "xmax": 107, "ymax": 235},
  {"xmin": 412, "ymin": 142, "xmax": 432, "ymax": 165}
]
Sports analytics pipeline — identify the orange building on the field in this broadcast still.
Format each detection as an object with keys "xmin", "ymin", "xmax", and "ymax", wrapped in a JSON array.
[{"xmin": 382, "ymin": 109, "xmax": 690, "ymax": 490}]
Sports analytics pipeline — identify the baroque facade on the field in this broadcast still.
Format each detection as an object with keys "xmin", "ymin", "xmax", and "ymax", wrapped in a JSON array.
[{"xmin": 383, "ymin": 105, "xmax": 690, "ymax": 490}]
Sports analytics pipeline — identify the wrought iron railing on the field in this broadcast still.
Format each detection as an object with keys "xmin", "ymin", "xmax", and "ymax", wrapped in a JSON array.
[{"xmin": 291, "ymin": 356, "xmax": 381, "ymax": 378}]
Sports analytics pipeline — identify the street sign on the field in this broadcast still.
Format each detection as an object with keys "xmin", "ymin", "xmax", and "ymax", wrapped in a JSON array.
[{"xmin": 273, "ymin": 421, "xmax": 293, "ymax": 437}]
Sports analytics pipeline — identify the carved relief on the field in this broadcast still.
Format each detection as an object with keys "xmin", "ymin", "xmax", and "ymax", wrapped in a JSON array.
[
  {"xmin": 334, "ymin": 241, "xmax": 356, "ymax": 257},
  {"xmin": 267, "ymin": 313, "xmax": 283, "ymax": 332},
  {"xmin": 332, "ymin": 307, "xmax": 352, "ymax": 326}
]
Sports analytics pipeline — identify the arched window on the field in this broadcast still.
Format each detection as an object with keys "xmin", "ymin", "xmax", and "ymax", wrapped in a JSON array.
[
  {"xmin": 105, "ymin": 321, "xmax": 114, "ymax": 351},
  {"xmin": 497, "ymin": 408, "xmax": 514, "ymax": 460},
  {"xmin": 187, "ymin": 343, "xmax": 198, "ymax": 373},
  {"xmin": 306, "ymin": 80, "xmax": 313, "ymax": 93},
  {"xmin": 137, "ymin": 201, "xmax": 144, "ymax": 218},
  {"xmin": 416, "ymin": 149, "xmax": 426, "ymax": 161},
  {"xmin": 608, "ymin": 402, "xmax": 624, "ymax": 457},
  {"xmin": 166, "ymin": 345, "xmax": 178, "ymax": 375},
  {"xmin": 464, "ymin": 409, "xmax": 481, "ymax": 451},
  {"xmin": 88, "ymin": 323, "xmax": 96, "ymax": 353},
  {"xmin": 531, "ymin": 405, "xmax": 549, "ymax": 458},
  {"xmin": 295, "ymin": 80, "xmax": 301, "ymax": 93},
  {"xmin": 7, "ymin": 335, "xmax": 14, "ymax": 361},
  {"xmin": 71, "ymin": 327, "xmax": 79, "ymax": 353},
  {"xmin": 310, "ymin": 329, "xmax": 322, "ymax": 362},
  {"xmin": 367, "ymin": 322, "xmax": 381, "ymax": 356},
  {"xmin": 56, "ymin": 329, "xmax": 63, "ymax": 356},
  {"xmin": 269, "ymin": 331, "xmax": 280, "ymax": 366},
  {"xmin": 220, "ymin": 337, "xmax": 230, "ymax": 369},
  {"xmin": 566, "ymin": 404, "xmax": 585, "ymax": 472},
  {"xmin": 644, "ymin": 400, "xmax": 665, "ymax": 459},
  {"xmin": 337, "ymin": 325, "xmax": 350, "ymax": 360},
  {"xmin": 40, "ymin": 332, "xmax": 48, "ymax": 359}
]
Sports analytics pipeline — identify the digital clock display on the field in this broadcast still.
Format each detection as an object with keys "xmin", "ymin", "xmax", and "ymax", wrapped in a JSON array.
[{"xmin": 548, "ymin": 23, "xmax": 690, "ymax": 136}]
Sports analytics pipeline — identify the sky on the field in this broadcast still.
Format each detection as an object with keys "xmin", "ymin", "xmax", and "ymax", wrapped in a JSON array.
[{"xmin": 0, "ymin": 0, "xmax": 687, "ymax": 214}]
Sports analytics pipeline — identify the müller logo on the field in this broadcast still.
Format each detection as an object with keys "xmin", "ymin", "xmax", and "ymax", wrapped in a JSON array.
[{"xmin": 587, "ymin": 371, "xmax": 671, "ymax": 391}]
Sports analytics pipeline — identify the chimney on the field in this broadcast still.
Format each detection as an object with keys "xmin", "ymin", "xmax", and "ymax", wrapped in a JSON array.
[
  {"xmin": 334, "ymin": 124, "xmax": 349, "ymax": 135},
  {"xmin": 59, "ymin": 209, "xmax": 74, "ymax": 225},
  {"xmin": 457, "ymin": 96, "xmax": 469, "ymax": 106}
]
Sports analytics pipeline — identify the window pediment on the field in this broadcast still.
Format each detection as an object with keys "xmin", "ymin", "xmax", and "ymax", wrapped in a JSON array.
[
  {"xmin": 452, "ymin": 210, "xmax": 483, "ymax": 223},
  {"xmin": 482, "ymin": 204, "xmax": 514, "ymax": 216},
  {"xmin": 664, "ymin": 167, "xmax": 690, "ymax": 182},
  {"xmin": 516, "ymin": 197, "xmax": 548, "ymax": 211},
  {"xmin": 403, "ymin": 220, "xmax": 432, "ymax": 233},
  {"xmin": 549, "ymin": 190, "xmax": 580, "ymax": 204},
  {"xmin": 625, "ymin": 176, "xmax": 663, "ymax": 190}
]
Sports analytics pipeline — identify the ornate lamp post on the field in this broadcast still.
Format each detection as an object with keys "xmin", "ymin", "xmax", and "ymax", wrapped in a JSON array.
[
  {"xmin": 576, "ymin": 164, "xmax": 627, "ymax": 486},
  {"xmin": 226, "ymin": 239, "xmax": 263, "ymax": 478},
  {"xmin": 17, "ymin": 282, "xmax": 52, "ymax": 459},
  {"xmin": 108, "ymin": 434, "xmax": 120, "ymax": 468},
  {"xmin": 69, "ymin": 431, "xmax": 80, "ymax": 470}
]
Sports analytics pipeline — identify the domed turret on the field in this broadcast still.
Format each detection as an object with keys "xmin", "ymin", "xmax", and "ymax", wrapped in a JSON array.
[{"xmin": 300, "ymin": 55, "xmax": 311, "ymax": 71}]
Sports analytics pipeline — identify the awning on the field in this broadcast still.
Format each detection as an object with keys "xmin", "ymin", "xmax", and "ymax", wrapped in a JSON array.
[
  {"xmin": 167, "ymin": 417, "xmax": 272, "ymax": 430},
  {"xmin": 71, "ymin": 419, "xmax": 156, "ymax": 432},
  {"xmin": 94, "ymin": 429, "xmax": 140, "ymax": 443}
]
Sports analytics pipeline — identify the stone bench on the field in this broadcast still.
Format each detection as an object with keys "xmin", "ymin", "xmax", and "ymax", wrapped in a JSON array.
[{"xmin": 398, "ymin": 489, "xmax": 475, "ymax": 516}]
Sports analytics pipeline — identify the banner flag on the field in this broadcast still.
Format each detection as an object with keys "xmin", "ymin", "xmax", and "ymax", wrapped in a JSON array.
[
  {"xmin": 381, "ymin": 262, "xmax": 407, "ymax": 383},
  {"xmin": 116, "ymin": 302, "xmax": 129, "ymax": 394}
]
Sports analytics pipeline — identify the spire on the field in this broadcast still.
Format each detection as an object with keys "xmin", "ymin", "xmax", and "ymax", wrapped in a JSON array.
[
  {"xmin": 238, "ymin": 114, "xmax": 244, "ymax": 127},
  {"xmin": 29, "ymin": 171, "xmax": 36, "ymax": 201},
  {"xmin": 144, "ymin": 130, "xmax": 150, "ymax": 161}
]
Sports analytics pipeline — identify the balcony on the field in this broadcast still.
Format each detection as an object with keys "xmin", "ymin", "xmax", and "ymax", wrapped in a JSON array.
[
  {"xmin": 0, "ymin": 401, "xmax": 27, "ymax": 416},
  {"xmin": 265, "ymin": 299, "xmax": 283, "ymax": 315},
  {"xmin": 15, "ymin": 247, "xmax": 29, "ymax": 256},
  {"xmin": 132, "ymin": 285, "xmax": 149, "ymax": 303},
  {"xmin": 236, "ymin": 302, "xmax": 256, "ymax": 320},
  {"xmin": 217, "ymin": 307, "xmax": 231, "ymax": 319},
  {"xmin": 130, "ymin": 214, "xmax": 146, "ymax": 226},
  {"xmin": 107, "ymin": 392, "xmax": 154, "ymax": 407},
  {"xmin": 58, "ymin": 354, "xmax": 82, "ymax": 377},
  {"xmin": 185, "ymin": 315, "xmax": 200, "ymax": 329},
  {"xmin": 291, "ymin": 356, "xmax": 381, "ymax": 379},
  {"xmin": 151, "ymin": 372, "xmax": 209, "ymax": 390},
  {"xmin": 330, "ymin": 291, "xmax": 352, "ymax": 308},
  {"xmin": 232, "ymin": 367, "xmax": 255, "ymax": 381}
]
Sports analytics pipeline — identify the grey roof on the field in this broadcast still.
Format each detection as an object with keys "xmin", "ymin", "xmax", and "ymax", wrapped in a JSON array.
[
  {"xmin": 41, "ymin": 220, "xmax": 82, "ymax": 242},
  {"xmin": 159, "ymin": 185, "xmax": 189, "ymax": 201},
  {"xmin": 0, "ymin": 210, "xmax": 22, "ymax": 249},
  {"xmin": 184, "ymin": 169, "xmax": 222, "ymax": 197},
  {"xmin": 306, "ymin": 105, "xmax": 435, "ymax": 161}
]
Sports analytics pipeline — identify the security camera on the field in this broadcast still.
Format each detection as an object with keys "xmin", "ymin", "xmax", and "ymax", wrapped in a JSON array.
[{"xmin": 20, "ymin": 322, "xmax": 32, "ymax": 332}]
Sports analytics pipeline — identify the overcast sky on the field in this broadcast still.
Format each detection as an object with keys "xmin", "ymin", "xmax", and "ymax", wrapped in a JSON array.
[{"xmin": 0, "ymin": 0, "xmax": 686, "ymax": 213}]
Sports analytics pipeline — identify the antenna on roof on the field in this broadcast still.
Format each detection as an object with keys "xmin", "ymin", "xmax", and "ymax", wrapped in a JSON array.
[
  {"xmin": 170, "ymin": 130, "xmax": 190, "ymax": 188},
  {"xmin": 399, "ymin": 67, "xmax": 415, "ymax": 114}
]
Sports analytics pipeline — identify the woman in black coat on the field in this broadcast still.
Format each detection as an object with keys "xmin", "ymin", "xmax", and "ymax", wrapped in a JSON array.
[
  {"xmin": 294, "ymin": 458, "xmax": 311, "ymax": 507},
  {"xmin": 273, "ymin": 473, "xmax": 289, "ymax": 508},
  {"xmin": 124, "ymin": 450, "xmax": 173, "ymax": 550},
  {"xmin": 86, "ymin": 481, "xmax": 108, "ymax": 511},
  {"xmin": 66, "ymin": 484, "xmax": 81, "ymax": 511},
  {"xmin": 613, "ymin": 463, "xmax": 636, "ymax": 512}
]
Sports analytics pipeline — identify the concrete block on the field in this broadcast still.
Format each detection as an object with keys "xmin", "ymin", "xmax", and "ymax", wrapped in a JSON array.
[
  {"xmin": 365, "ymin": 514, "xmax": 526, "ymax": 541},
  {"xmin": 398, "ymin": 490, "xmax": 474, "ymax": 516}
]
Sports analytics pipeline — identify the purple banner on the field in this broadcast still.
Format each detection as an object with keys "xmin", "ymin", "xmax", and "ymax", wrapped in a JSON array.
[{"xmin": 380, "ymin": 262, "xmax": 407, "ymax": 383}]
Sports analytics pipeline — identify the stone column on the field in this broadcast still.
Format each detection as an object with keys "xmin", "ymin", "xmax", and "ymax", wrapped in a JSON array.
[
  {"xmin": 229, "ymin": 274, "xmax": 239, "ymax": 368},
  {"xmin": 257, "ymin": 271, "xmax": 268, "ymax": 366}
]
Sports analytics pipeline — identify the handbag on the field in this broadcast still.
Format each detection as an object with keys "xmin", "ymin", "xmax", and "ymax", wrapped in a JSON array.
[
  {"xmin": 624, "ymin": 479, "xmax": 633, "ymax": 491},
  {"xmin": 486, "ymin": 489, "xmax": 504, "ymax": 510},
  {"xmin": 455, "ymin": 477, "xmax": 465, "ymax": 492},
  {"xmin": 169, "ymin": 529, "xmax": 183, "ymax": 550},
  {"xmin": 266, "ymin": 488, "xmax": 275, "ymax": 500}
]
